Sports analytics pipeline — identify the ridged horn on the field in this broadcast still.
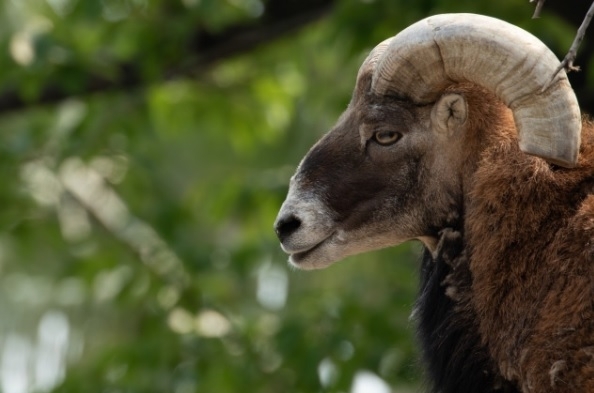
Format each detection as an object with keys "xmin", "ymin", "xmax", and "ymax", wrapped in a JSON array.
[{"xmin": 369, "ymin": 13, "xmax": 581, "ymax": 168}]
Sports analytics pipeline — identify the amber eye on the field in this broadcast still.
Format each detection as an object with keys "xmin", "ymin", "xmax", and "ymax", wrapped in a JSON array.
[{"xmin": 373, "ymin": 130, "xmax": 401, "ymax": 146}]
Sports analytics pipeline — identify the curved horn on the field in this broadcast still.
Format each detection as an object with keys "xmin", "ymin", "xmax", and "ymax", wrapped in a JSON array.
[{"xmin": 370, "ymin": 13, "xmax": 581, "ymax": 168}]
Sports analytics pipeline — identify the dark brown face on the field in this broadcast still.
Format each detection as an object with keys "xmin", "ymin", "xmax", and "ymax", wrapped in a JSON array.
[{"xmin": 273, "ymin": 87, "xmax": 458, "ymax": 269}]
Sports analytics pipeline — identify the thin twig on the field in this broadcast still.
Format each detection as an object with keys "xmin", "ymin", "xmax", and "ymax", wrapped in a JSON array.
[
  {"xmin": 559, "ymin": 0, "xmax": 594, "ymax": 72},
  {"xmin": 531, "ymin": 0, "xmax": 546, "ymax": 19},
  {"xmin": 543, "ymin": 0, "xmax": 594, "ymax": 91}
]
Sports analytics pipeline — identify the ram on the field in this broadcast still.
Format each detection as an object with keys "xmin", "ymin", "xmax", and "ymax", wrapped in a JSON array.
[{"xmin": 274, "ymin": 13, "xmax": 594, "ymax": 393}]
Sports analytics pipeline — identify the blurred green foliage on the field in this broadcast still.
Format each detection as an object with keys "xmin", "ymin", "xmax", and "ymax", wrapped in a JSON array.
[{"xmin": 0, "ymin": 1, "xmax": 586, "ymax": 392}]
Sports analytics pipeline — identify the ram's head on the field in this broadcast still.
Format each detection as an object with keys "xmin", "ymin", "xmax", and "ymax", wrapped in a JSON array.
[{"xmin": 274, "ymin": 13, "xmax": 581, "ymax": 269}]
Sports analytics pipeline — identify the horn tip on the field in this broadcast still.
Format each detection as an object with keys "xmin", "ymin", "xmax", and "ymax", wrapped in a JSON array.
[{"xmin": 519, "ymin": 133, "xmax": 581, "ymax": 168}]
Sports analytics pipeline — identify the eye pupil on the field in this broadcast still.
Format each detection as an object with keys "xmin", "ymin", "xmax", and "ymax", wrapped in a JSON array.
[{"xmin": 374, "ymin": 131, "xmax": 401, "ymax": 145}]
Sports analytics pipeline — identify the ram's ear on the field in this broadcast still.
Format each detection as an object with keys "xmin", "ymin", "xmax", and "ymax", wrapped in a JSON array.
[{"xmin": 431, "ymin": 93, "xmax": 467, "ymax": 136}]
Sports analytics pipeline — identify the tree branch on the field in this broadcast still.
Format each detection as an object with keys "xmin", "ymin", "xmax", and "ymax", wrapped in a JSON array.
[
  {"xmin": 0, "ymin": 0, "xmax": 334, "ymax": 114},
  {"xmin": 531, "ymin": 0, "xmax": 547, "ymax": 18},
  {"xmin": 534, "ymin": 0, "xmax": 594, "ymax": 89},
  {"xmin": 554, "ymin": 0, "xmax": 594, "ymax": 73}
]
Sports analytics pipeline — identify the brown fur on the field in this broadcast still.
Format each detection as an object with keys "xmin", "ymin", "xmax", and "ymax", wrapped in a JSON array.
[{"xmin": 463, "ymin": 94, "xmax": 594, "ymax": 391}]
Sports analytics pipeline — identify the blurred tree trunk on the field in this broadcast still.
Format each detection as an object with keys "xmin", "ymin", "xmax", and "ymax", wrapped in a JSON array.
[{"xmin": 0, "ymin": 0, "xmax": 335, "ymax": 114}]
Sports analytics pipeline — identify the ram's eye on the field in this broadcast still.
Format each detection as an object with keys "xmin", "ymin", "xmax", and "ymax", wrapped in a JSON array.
[{"xmin": 373, "ymin": 130, "xmax": 401, "ymax": 146}]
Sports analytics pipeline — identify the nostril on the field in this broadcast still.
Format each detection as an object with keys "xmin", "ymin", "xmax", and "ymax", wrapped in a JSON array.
[{"xmin": 275, "ymin": 214, "xmax": 302, "ymax": 241}]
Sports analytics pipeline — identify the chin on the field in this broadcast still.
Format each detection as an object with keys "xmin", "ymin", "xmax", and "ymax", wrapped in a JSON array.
[{"xmin": 287, "ymin": 242, "xmax": 342, "ymax": 270}]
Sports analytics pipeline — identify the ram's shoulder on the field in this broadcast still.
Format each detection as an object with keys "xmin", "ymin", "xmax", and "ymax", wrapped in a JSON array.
[
  {"xmin": 572, "ymin": 194, "xmax": 594, "ymax": 233},
  {"xmin": 550, "ymin": 193, "xmax": 594, "ymax": 266}
]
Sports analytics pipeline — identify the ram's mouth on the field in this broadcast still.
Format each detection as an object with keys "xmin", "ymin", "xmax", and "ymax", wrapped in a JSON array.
[
  {"xmin": 286, "ymin": 231, "xmax": 339, "ymax": 269},
  {"xmin": 289, "ymin": 241, "xmax": 325, "ymax": 265}
]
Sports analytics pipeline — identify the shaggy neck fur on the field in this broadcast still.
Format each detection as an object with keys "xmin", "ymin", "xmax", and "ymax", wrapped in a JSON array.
[
  {"xmin": 416, "ymin": 89, "xmax": 594, "ymax": 392},
  {"xmin": 465, "ymin": 116, "xmax": 594, "ymax": 392}
]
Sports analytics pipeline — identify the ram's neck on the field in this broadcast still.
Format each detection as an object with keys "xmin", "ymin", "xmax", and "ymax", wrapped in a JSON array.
[
  {"xmin": 414, "ymin": 229, "xmax": 519, "ymax": 393},
  {"xmin": 420, "ymin": 86, "xmax": 516, "ymax": 253},
  {"xmin": 463, "ymin": 117, "xmax": 594, "ymax": 386}
]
